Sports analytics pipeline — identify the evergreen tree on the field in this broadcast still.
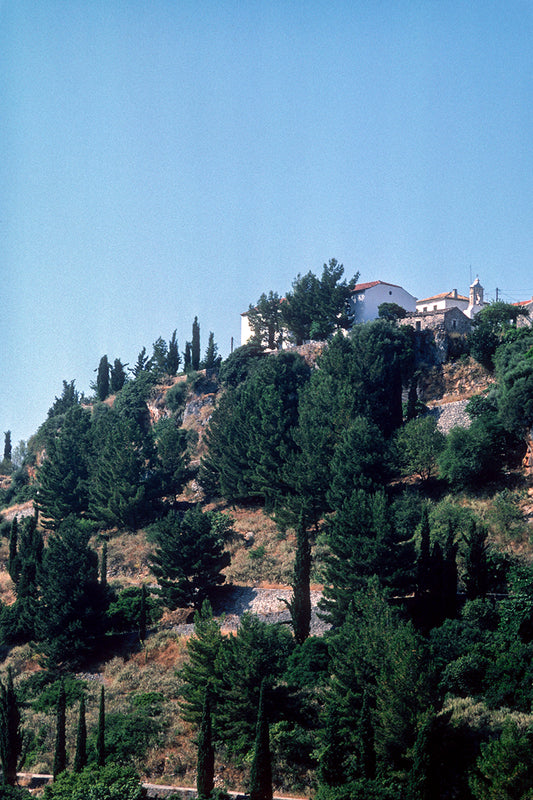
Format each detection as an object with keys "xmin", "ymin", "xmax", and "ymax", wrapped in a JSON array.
[
  {"xmin": 7, "ymin": 518, "xmax": 18, "ymax": 584},
  {"xmin": 109, "ymin": 359, "xmax": 127, "ymax": 394},
  {"xmin": 192, "ymin": 317, "xmax": 201, "ymax": 370},
  {"xmin": 53, "ymin": 679, "xmax": 67, "ymax": 778},
  {"xmin": 95, "ymin": 355, "xmax": 110, "ymax": 401},
  {"xmin": 47, "ymin": 380, "xmax": 80, "ymax": 418},
  {"xmin": 89, "ymin": 414, "xmax": 153, "ymax": 530},
  {"xmin": 358, "ymin": 689, "xmax": 376, "ymax": 781},
  {"xmin": 166, "ymin": 330, "xmax": 181, "ymax": 376},
  {"xmin": 285, "ymin": 515, "xmax": 311, "ymax": 645},
  {"xmin": 139, "ymin": 584, "xmax": 147, "ymax": 644},
  {"xmin": 73, "ymin": 695, "xmax": 87, "ymax": 773},
  {"xmin": 36, "ymin": 405, "xmax": 93, "ymax": 529},
  {"xmin": 3, "ymin": 431, "xmax": 12, "ymax": 464},
  {"xmin": 249, "ymin": 680, "xmax": 272, "ymax": 800},
  {"xmin": 0, "ymin": 668, "xmax": 22, "ymax": 786},
  {"xmin": 197, "ymin": 688, "xmax": 215, "ymax": 800},
  {"xmin": 97, "ymin": 686, "xmax": 105, "ymax": 767},
  {"xmin": 443, "ymin": 521, "xmax": 458, "ymax": 620},
  {"xmin": 38, "ymin": 517, "xmax": 106, "ymax": 668},
  {"xmin": 464, "ymin": 520, "xmax": 489, "ymax": 600},
  {"xmin": 181, "ymin": 601, "xmax": 225, "ymax": 727},
  {"xmin": 202, "ymin": 332, "xmax": 221, "ymax": 371},
  {"xmin": 183, "ymin": 341, "xmax": 192, "ymax": 372},
  {"xmin": 151, "ymin": 336, "xmax": 168, "ymax": 380},
  {"xmin": 150, "ymin": 507, "xmax": 232, "ymax": 610},
  {"xmin": 246, "ymin": 291, "xmax": 283, "ymax": 349},
  {"xmin": 100, "ymin": 540, "xmax": 108, "ymax": 589},
  {"xmin": 2, "ymin": 517, "xmax": 44, "ymax": 643},
  {"xmin": 280, "ymin": 259, "xmax": 358, "ymax": 344},
  {"xmin": 131, "ymin": 346, "xmax": 152, "ymax": 377}
]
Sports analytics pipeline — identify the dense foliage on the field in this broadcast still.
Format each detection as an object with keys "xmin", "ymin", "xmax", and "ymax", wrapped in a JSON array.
[{"xmin": 2, "ymin": 279, "xmax": 533, "ymax": 796}]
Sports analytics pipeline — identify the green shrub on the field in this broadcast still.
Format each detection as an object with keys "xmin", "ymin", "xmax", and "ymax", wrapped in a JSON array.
[
  {"xmin": 43, "ymin": 764, "xmax": 143, "ymax": 800},
  {"xmin": 88, "ymin": 711, "xmax": 162, "ymax": 763},
  {"xmin": 165, "ymin": 381, "xmax": 188, "ymax": 414}
]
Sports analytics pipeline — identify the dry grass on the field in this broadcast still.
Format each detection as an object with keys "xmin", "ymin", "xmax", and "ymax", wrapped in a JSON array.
[{"xmin": 221, "ymin": 505, "xmax": 296, "ymax": 586}]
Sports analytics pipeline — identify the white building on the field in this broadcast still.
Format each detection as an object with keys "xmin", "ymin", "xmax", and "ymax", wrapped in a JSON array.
[
  {"xmin": 350, "ymin": 280, "xmax": 417, "ymax": 323},
  {"xmin": 416, "ymin": 278, "xmax": 486, "ymax": 319}
]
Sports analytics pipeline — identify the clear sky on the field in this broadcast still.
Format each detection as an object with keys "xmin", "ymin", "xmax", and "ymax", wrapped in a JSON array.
[{"xmin": 3, "ymin": 0, "xmax": 533, "ymax": 444}]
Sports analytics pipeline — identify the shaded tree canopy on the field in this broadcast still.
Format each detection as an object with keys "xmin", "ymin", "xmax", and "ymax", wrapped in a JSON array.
[{"xmin": 280, "ymin": 259, "xmax": 359, "ymax": 345}]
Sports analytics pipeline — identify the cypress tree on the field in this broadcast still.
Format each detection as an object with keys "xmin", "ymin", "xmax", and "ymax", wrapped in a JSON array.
[
  {"xmin": 167, "ymin": 330, "xmax": 180, "ymax": 376},
  {"xmin": 97, "ymin": 685, "xmax": 105, "ymax": 767},
  {"xmin": 249, "ymin": 680, "xmax": 272, "ymax": 800},
  {"xmin": 416, "ymin": 506, "xmax": 432, "ymax": 597},
  {"xmin": 100, "ymin": 540, "xmax": 108, "ymax": 589},
  {"xmin": 192, "ymin": 317, "xmax": 200, "ymax": 370},
  {"xmin": 3, "ymin": 431, "xmax": 12, "ymax": 464},
  {"xmin": 139, "ymin": 584, "xmax": 147, "ymax": 644},
  {"xmin": 0, "ymin": 668, "xmax": 22, "ymax": 786},
  {"xmin": 202, "ymin": 332, "xmax": 221, "ymax": 371},
  {"xmin": 286, "ymin": 515, "xmax": 311, "ymax": 645},
  {"xmin": 443, "ymin": 521, "xmax": 458, "ymax": 620},
  {"xmin": 73, "ymin": 695, "xmax": 87, "ymax": 773},
  {"xmin": 184, "ymin": 341, "xmax": 192, "ymax": 372},
  {"xmin": 7, "ymin": 517, "xmax": 18, "ymax": 584},
  {"xmin": 110, "ymin": 358, "xmax": 127, "ymax": 394},
  {"xmin": 358, "ymin": 689, "xmax": 376, "ymax": 780},
  {"xmin": 53, "ymin": 679, "xmax": 67, "ymax": 778},
  {"xmin": 464, "ymin": 519, "xmax": 488, "ymax": 600},
  {"xmin": 96, "ymin": 355, "xmax": 110, "ymax": 401},
  {"xmin": 197, "ymin": 688, "xmax": 215, "ymax": 800}
]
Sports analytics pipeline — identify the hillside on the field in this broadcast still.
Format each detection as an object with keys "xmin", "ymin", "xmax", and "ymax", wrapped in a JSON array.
[{"xmin": 1, "ymin": 336, "xmax": 533, "ymax": 799}]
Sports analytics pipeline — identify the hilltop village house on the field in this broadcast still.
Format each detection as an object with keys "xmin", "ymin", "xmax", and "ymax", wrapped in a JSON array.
[{"xmin": 240, "ymin": 277, "xmax": 487, "ymax": 347}]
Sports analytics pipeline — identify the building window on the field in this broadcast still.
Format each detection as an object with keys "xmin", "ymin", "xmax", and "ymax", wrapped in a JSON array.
[{"xmin": 433, "ymin": 305, "xmax": 437, "ymax": 311}]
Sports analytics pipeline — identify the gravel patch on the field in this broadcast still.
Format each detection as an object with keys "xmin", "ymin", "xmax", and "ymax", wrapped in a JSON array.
[{"xmin": 172, "ymin": 585, "xmax": 329, "ymax": 637}]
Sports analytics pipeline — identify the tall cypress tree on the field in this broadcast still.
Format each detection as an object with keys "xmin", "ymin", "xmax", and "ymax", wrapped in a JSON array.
[
  {"xmin": 73, "ymin": 695, "xmax": 87, "ymax": 773},
  {"xmin": 139, "ymin": 584, "xmax": 147, "ymax": 644},
  {"xmin": 110, "ymin": 358, "xmax": 127, "ymax": 394},
  {"xmin": 3, "ymin": 431, "xmax": 12, "ymax": 464},
  {"xmin": 7, "ymin": 517, "xmax": 18, "ymax": 584},
  {"xmin": 0, "ymin": 668, "xmax": 22, "ymax": 786},
  {"xmin": 53, "ymin": 679, "xmax": 67, "ymax": 778},
  {"xmin": 192, "ymin": 317, "xmax": 201, "ymax": 370},
  {"xmin": 100, "ymin": 540, "xmax": 108, "ymax": 589},
  {"xmin": 96, "ymin": 355, "xmax": 110, "ymax": 401},
  {"xmin": 197, "ymin": 688, "xmax": 215, "ymax": 800},
  {"xmin": 97, "ymin": 686, "xmax": 105, "ymax": 767},
  {"xmin": 167, "ymin": 330, "xmax": 180, "ymax": 376},
  {"xmin": 184, "ymin": 341, "xmax": 192, "ymax": 372},
  {"xmin": 285, "ymin": 514, "xmax": 311, "ymax": 645},
  {"xmin": 464, "ymin": 519, "xmax": 489, "ymax": 600},
  {"xmin": 249, "ymin": 680, "xmax": 272, "ymax": 800}
]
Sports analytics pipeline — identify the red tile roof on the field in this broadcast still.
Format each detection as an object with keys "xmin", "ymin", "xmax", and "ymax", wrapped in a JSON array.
[
  {"xmin": 417, "ymin": 291, "xmax": 468, "ymax": 304},
  {"xmin": 352, "ymin": 280, "xmax": 403, "ymax": 292}
]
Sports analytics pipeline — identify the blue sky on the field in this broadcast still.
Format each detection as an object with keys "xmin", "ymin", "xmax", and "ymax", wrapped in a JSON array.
[{"xmin": 2, "ymin": 0, "xmax": 533, "ymax": 444}]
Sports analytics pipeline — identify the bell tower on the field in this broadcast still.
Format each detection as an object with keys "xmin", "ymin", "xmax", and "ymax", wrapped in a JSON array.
[{"xmin": 467, "ymin": 277, "xmax": 484, "ymax": 318}]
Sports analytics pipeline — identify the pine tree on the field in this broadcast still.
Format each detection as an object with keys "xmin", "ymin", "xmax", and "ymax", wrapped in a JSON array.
[
  {"xmin": 181, "ymin": 601, "xmax": 224, "ymax": 727},
  {"xmin": 285, "ymin": 515, "xmax": 311, "ymax": 644},
  {"xmin": 73, "ymin": 695, "xmax": 87, "ymax": 773},
  {"xmin": 0, "ymin": 668, "xmax": 22, "ymax": 786},
  {"xmin": 249, "ymin": 680, "xmax": 272, "ymax": 800},
  {"xmin": 97, "ymin": 686, "xmax": 105, "ymax": 767},
  {"xmin": 95, "ymin": 355, "xmax": 110, "ymax": 401},
  {"xmin": 192, "ymin": 317, "xmax": 201, "ymax": 370},
  {"xmin": 196, "ymin": 688, "xmax": 215, "ymax": 800},
  {"xmin": 36, "ymin": 405, "xmax": 92, "ymax": 529},
  {"xmin": 150, "ymin": 507, "xmax": 231, "ymax": 610},
  {"xmin": 38, "ymin": 517, "xmax": 106, "ymax": 668},
  {"xmin": 53, "ymin": 679, "xmax": 67, "ymax": 778},
  {"xmin": 167, "ymin": 330, "xmax": 181, "ymax": 376}
]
